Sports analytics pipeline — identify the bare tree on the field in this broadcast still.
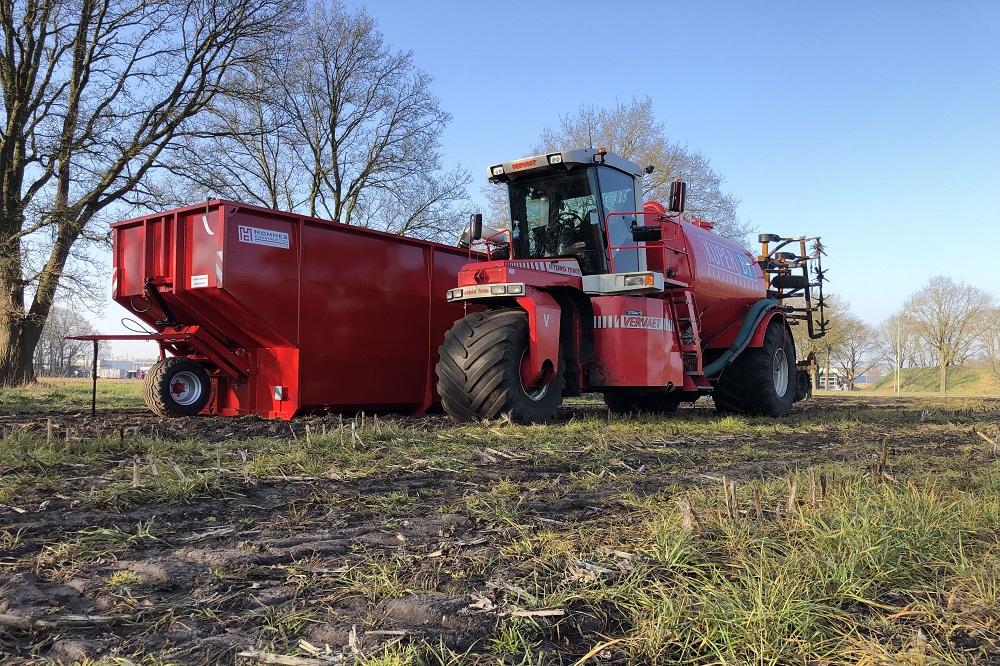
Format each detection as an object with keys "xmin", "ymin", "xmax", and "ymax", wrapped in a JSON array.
[
  {"xmin": 33, "ymin": 306, "xmax": 96, "ymax": 376},
  {"xmin": 875, "ymin": 312, "xmax": 921, "ymax": 393},
  {"xmin": 979, "ymin": 308, "xmax": 1000, "ymax": 377},
  {"xmin": 0, "ymin": 0, "xmax": 298, "ymax": 387},
  {"xmin": 902, "ymin": 276, "xmax": 995, "ymax": 394},
  {"xmin": 830, "ymin": 314, "xmax": 878, "ymax": 390},
  {"xmin": 792, "ymin": 294, "xmax": 846, "ymax": 390},
  {"xmin": 533, "ymin": 96, "xmax": 751, "ymax": 242},
  {"xmin": 165, "ymin": 0, "xmax": 470, "ymax": 239}
]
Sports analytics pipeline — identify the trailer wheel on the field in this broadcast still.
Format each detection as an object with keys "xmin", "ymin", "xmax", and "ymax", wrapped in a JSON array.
[
  {"xmin": 437, "ymin": 309, "xmax": 565, "ymax": 424},
  {"xmin": 604, "ymin": 392, "xmax": 682, "ymax": 415},
  {"xmin": 603, "ymin": 392, "xmax": 639, "ymax": 415},
  {"xmin": 143, "ymin": 357, "xmax": 212, "ymax": 417},
  {"xmin": 714, "ymin": 320, "xmax": 795, "ymax": 416},
  {"xmin": 794, "ymin": 370, "xmax": 812, "ymax": 402}
]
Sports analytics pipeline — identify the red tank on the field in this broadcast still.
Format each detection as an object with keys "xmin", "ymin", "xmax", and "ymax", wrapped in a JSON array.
[{"xmin": 643, "ymin": 201, "xmax": 766, "ymax": 349}]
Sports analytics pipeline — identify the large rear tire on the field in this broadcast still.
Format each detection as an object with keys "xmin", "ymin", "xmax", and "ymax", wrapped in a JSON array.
[
  {"xmin": 144, "ymin": 357, "xmax": 212, "ymax": 417},
  {"xmin": 436, "ymin": 309, "xmax": 565, "ymax": 424},
  {"xmin": 714, "ymin": 320, "xmax": 795, "ymax": 416}
]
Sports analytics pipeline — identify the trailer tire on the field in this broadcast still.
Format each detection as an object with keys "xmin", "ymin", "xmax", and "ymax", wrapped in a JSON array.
[
  {"xmin": 604, "ymin": 391, "xmax": 682, "ymax": 415},
  {"xmin": 714, "ymin": 320, "xmax": 795, "ymax": 416},
  {"xmin": 143, "ymin": 357, "xmax": 212, "ymax": 417},
  {"xmin": 603, "ymin": 392, "xmax": 639, "ymax": 415},
  {"xmin": 436, "ymin": 309, "xmax": 564, "ymax": 425},
  {"xmin": 794, "ymin": 370, "xmax": 812, "ymax": 402}
]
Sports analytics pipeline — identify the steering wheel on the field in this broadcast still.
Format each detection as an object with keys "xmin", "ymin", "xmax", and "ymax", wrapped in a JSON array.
[{"xmin": 558, "ymin": 210, "xmax": 585, "ymax": 233}]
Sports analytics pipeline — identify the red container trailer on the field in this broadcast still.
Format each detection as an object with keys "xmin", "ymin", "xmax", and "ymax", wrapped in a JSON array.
[{"xmin": 104, "ymin": 200, "xmax": 475, "ymax": 419}]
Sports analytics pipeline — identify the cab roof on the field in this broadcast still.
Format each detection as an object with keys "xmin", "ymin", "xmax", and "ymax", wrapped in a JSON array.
[{"xmin": 487, "ymin": 148, "xmax": 642, "ymax": 183}]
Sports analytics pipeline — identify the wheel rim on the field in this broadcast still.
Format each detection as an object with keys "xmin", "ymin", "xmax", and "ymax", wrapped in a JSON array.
[
  {"xmin": 772, "ymin": 348, "xmax": 789, "ymax": 397},
  {"xmin": 168, "ymin": 371, "xmax": 203, "ymax": 406},
  {"xmin": 519, "ymin": 349, "xmax": 549, "ymax": 401}
]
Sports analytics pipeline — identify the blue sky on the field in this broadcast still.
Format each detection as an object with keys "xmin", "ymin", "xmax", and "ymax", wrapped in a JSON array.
[{"xmin": 96, "ymin": 0, "xmax": 999, "ymax": 356}]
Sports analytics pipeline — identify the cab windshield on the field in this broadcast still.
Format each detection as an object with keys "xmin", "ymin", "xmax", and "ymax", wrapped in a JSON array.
[{"xmin": 508, "ymin": 166, "xmax": 639, "ymax": 274}]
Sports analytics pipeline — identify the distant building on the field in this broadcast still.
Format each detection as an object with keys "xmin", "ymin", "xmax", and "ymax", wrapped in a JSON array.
[
  {"xmin": 97, "ymin": 358, "xmax": 158, "ymax": 379},
  {"xmin": 817, "ymin": 368, "xmax": 846, "ymax": 390}
]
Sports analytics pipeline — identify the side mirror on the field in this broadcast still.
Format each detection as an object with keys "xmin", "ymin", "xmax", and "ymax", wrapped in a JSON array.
[
  {"xmin": 668, "ymin": 179, "xmax": 686, "ymax": 213},
  {"xmin": 472, "ymin": 213, "xmax": 483, "ymax": 241}
]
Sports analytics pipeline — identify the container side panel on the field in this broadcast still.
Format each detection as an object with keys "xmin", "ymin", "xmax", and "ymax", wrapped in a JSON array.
[
  {"xmin": 116, "ymin": 223, "xmax": 148, "ymax": 297},
  {"xmin": 222, "ymin": 208, "xmax": 301, "ymax": 346},
  {"xmin": 183, "ymin": 207, "xmax": 225, "ymax": 291},
  {"xmin": 299, "ymin": 224, "xmax": 439, "ymax": 410}
]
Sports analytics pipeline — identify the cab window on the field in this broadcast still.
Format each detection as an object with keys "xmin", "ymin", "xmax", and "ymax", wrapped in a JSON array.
[{"xmin": 597, "ymin": 168, "xmax": 640, "ymax": 273}]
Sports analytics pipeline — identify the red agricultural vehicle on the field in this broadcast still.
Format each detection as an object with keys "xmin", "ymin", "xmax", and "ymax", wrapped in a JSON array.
[
  {"xmin": 89, "ymin": 201, "xmax": 476, "ymax": 419},
  {"xmin": 435, "ymin": 147, "xmax": 827, "ymax": 424}
]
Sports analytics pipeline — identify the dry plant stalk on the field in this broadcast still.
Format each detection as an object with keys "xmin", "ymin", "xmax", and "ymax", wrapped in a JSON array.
[
  {"xmin": 678, "ymin": 494, "xmax": 706, "ymax": 533},
  {"xmin": 149, "ymin": 454, "xmax": 161, "ymax": 487},
  {"xmin": 169, "ymin": 458, "xmax": 186, "ymax": 480},
  {"xmin": 808, "ymin": 467, "xmax": 817, "ymax": 508},
  {"xmin": 872, "ymin": 436, "xmax": 889, "ymax": 484},
  {"xmin": 786, "ymin": 477, "xmax": 798, "ymax": 517},
  {"xmin": 721, "ymin": 476, "xmax": 739, "ymax": 520}
]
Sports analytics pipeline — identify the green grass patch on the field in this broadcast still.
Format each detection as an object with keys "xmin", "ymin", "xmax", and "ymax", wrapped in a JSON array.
[
  {"xmin": 1, "ymin": 393, "xmax": 1000, "ymax": 664},
  {"xmin": 0, "ymin": 377, "xmax": 144, "ymax": 411},
  {"xmin": 867, "ymin": 365, "xmax": 1000, "ymax": 396}
]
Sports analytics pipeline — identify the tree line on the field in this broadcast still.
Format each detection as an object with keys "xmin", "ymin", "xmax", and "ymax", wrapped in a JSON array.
[
  {"xmin": 1, "ymin": 0, "xmax": 742, "ymax": 388},
  {"xmin": 797, "ymin": 276, "xmax": 997, "ymax": 394}
]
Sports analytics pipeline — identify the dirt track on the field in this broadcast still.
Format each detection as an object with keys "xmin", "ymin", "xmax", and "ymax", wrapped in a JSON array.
[{"xmin": 1, "ymin": 396, "xmax": 997, "ymax": 664}]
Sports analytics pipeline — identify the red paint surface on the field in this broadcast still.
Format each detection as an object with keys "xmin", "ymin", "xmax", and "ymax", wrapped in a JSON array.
[{"xmin": 112, "ymin": 201, "xmax": 474, "ymax": 419}]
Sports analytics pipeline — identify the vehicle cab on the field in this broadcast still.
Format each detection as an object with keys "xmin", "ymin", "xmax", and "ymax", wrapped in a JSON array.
[{"xmin": 487, "ymin": 147, "xmax": 646, "ymax": 276}]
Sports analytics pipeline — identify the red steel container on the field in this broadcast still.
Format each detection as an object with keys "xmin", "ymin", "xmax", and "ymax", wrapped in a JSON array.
[{"xmin": 112, "ymin": 200, "xmax": 473, "ymax": 419}]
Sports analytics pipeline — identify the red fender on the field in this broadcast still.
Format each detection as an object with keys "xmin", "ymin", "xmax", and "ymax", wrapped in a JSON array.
[
  {"xmin": 516, "ymin": 288, "xmax": 561, "ymax": 387},
  {"xmin": 747, "ymin": 310, "xmax": 789, "ymax": 347}
]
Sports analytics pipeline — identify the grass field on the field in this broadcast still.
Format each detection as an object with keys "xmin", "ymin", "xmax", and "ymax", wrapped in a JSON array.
[
  {"xmin": 1, "ymin": 381, "xmax": 999, "ymax": 665},
  {"xmin": 866, "ymin": 365, "xmax": 1000, "ymax": 396}
]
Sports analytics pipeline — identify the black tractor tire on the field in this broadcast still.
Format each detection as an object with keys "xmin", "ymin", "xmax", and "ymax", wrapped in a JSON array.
[
  {"xmin": 714, "ymin": 320, "xmax": 796, "ymax": 416},
  {"xmin": 605, "ymin": 391, "xmax": 683, "ymax": 415},
  {"xmin": 436, "ymin": 309, "xmax": 565, "ymax": 425},
  {"xmin": 143, "ymin": 357, "xmax": 212, "ymax": 417}
]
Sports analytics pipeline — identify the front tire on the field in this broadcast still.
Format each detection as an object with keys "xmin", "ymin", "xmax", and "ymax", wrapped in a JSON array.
[
  {"xmin": 144, "ymin": 357, "xmax": 212, "ymax": 417},
  {"xmin": 714, "ymin": 319, "xmax": 795, "ymax": 416},
  {"xmin": 436, "ymin": 309, "xmax": 565, "ymax": 424}
]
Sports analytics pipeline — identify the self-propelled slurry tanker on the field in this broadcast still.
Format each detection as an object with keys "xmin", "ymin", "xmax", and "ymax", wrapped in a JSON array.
[{"xmin": 436, "ymin": 147, "xmax": 827, "ymax": 424}]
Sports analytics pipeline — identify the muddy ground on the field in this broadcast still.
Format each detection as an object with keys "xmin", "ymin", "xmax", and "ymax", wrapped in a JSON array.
[{"xmin": 1, "ymin": 396, "xmax": 998, "ymax": 664}]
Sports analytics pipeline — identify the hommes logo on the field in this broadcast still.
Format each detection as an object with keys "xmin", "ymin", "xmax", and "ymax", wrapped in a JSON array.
[{"xmin": 237, "ymin": 225, "xmax": 289, "ymax": 249}]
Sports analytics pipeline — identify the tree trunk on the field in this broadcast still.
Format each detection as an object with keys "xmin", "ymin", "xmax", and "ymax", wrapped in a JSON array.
[
  {"xmin": 939, "ymin": 349, "xmax": 947, "ymax": 395},
  {"xmin": 0, "ymin": 238, "xmax": 41, "ymax": 385},
  {"xmin": 0, "ymin": 313, "xmax": 41, "ymax": 387}
]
